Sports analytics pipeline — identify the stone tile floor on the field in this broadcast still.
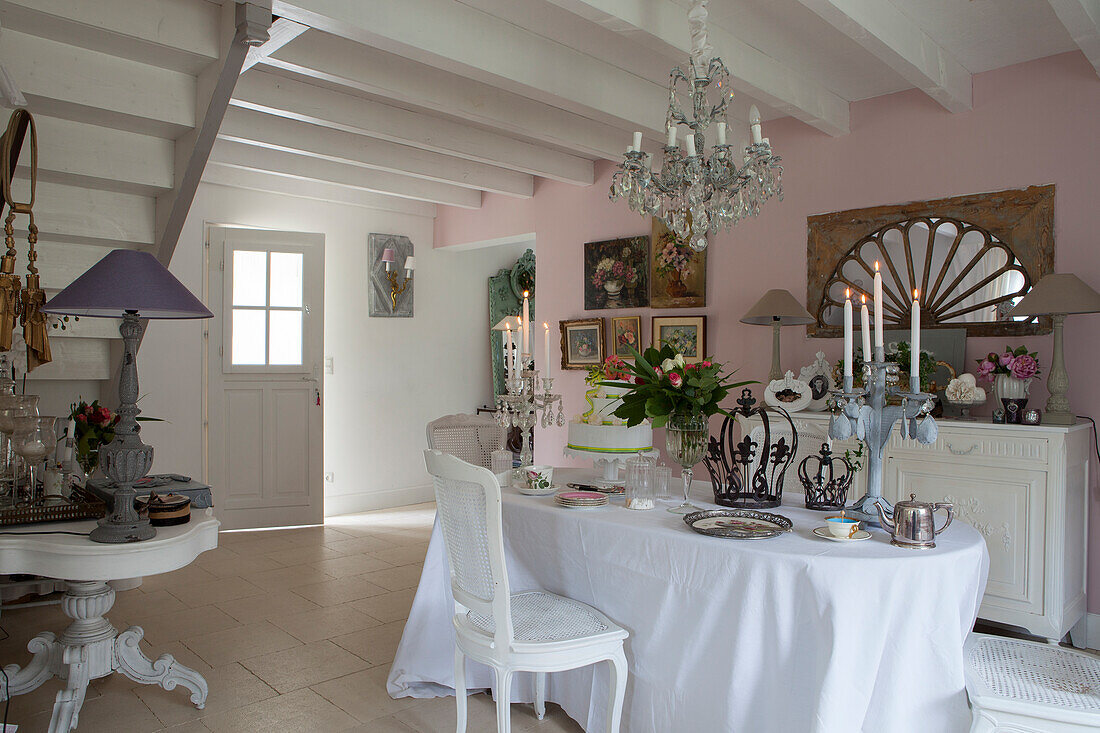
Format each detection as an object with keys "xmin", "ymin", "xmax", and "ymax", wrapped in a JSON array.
[{"xmin": 0, "ymin": 503, "xmax": 582, "ymax": 732}]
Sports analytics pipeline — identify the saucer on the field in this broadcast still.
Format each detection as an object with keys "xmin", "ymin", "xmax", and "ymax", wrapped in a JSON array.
[
  {"xmin": 517, "ymin": 484, "xmax": 560, "ymax": 496},
  {"xmin": 813, "ymin": 526, "xmax": 871, "ymax": 542}
]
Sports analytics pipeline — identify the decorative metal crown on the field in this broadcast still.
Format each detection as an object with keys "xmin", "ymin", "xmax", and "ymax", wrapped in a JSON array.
[{"xmin": 798, "ymin": 444, "xmax": 853, "ymax": 511}]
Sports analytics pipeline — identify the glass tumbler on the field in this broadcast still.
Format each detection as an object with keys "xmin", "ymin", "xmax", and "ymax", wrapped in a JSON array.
[
  {"xmin": 654, "ymin": 465, "xmax": 673, "ymax": 501},
  {"xmin": 625, "ymin": 460, "xmax": 655, "ymax": 510}
]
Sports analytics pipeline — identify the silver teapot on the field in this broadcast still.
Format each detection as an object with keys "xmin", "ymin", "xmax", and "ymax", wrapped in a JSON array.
[{"xmin": 876, "ymin": 494, "xmax": 954, "ymax": 549}]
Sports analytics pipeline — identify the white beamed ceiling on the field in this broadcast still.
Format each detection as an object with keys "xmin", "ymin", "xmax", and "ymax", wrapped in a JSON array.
[{"xmin": 0, "ymin": 0, "xmax": 1085, "ymax": 377}]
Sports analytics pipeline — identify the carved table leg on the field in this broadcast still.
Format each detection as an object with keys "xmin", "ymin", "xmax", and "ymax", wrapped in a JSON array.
[
  {"xmin": 115, "ymin": 627, "xmax": 208, "ymax": 708},
  {"xmin": 48, "ymin": 645, "xmax": 91, "ymax": 733},
  {"xmin": 1, "ymin": 631, "xmax": 60, "ymax": 700}
]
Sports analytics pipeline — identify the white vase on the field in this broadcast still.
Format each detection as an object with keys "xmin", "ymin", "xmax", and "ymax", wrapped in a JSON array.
[
  {"xmin": 994, "ymin": 374, "xmax": 1031, "ymax": 403},
  {"xmin": 604, "ymin": 280, "xmax": 623, "ymax": 296}
]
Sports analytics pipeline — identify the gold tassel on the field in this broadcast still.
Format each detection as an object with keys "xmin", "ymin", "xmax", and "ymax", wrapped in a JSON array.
[
  {"xmin": 0, "ymin": 214, "xmax": 20, "ymax": 351},
  {"xmin": 21, "ymin": 217, "xmax": 50, "ymax": 371}
]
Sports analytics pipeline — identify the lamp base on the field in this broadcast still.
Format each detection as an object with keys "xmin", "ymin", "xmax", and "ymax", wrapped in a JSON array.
[
  {"xmin": 89, "ymin": 514, "xmax": 156, "ymax": 543},
  {"xmin": 1041, "ymin": 409, "xmax": 1075, "ymax": 426}
]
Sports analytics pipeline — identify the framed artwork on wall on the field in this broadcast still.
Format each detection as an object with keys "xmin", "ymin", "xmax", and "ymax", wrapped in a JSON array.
[
  {"xmin": 583, "ymin": 236, "xmax": 650, "ymax": 310},
  {"xmin": 609, "ymin": 315, "xmax": 642, "ymax": 357},
  {"xmin": 652, "ymin": 315, "xmax": 707, "ymax": 363},
  {"xmin": 651, "ymin": 218, "xmax": 706, "ymax": 308},
  {"xmin": 560, "ymin": 318, "xmax": 605, "ymax": 369},
  {"xmin": 368, "ymin": 233, "xmax": 414, "ymax": 317}
]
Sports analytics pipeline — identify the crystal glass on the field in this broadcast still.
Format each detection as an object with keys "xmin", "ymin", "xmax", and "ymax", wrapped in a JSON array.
[
  {"xmin": 665, "ymin": 413, "xmax": 709, "ymax": 514},
  {"xmin": 654, "ymin": 465, "xmax": 673, "ymax": 500},
  {"xmin": 12, "ymin": 415, "xmax": 55, "ymax": 506},
  {"xmin": 0, "ymin": 395, "xmax": 39, "ymax": 502},
  {"xmin": 625, "ymin": 457, "xmax": 655, "ymax": 510}
]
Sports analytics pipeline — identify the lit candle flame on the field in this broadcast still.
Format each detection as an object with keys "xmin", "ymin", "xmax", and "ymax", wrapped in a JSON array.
[
  {"xmin": 543, "ymin": 322, "xmax": 548, "ymax": 330},
  {"xmin": 845, "ymin": 287, "xmax": 850, "ymax": 298},
  {"xmin": 874, "ymin": 261, "xmax": 880, "ymax": 272},
  {"xmin": 523, "ymin": 290, "xmax": 529, "ymax": 298},
  {"xmin": 861, "ymin": 294, "xmax": 866, "ymax": 304},
  {"xmin": 913, "ymin": 289, "xmax": 920, "ymax": 301}
]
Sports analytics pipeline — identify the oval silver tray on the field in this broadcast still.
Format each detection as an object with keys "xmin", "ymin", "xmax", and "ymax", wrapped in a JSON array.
[{"xmin": 683, "ymin": 509, "xmax": 793, "ymax": 540}]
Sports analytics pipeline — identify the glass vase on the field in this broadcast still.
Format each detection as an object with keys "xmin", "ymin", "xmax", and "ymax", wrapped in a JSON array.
[{"xmin": 665, "ymin": 413, "xmax": 709, "ymax": 514}]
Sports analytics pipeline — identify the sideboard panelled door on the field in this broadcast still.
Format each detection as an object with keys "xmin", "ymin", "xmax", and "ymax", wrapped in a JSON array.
[{"xmin": 206, "ymin": 226, "xmax": 324, "ymax": 529}]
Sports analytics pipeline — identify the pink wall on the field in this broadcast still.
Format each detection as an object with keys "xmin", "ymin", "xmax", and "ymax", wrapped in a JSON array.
[{"xmin": 436, "ymin": 52, "xmax": 1100, "ymax": 611}]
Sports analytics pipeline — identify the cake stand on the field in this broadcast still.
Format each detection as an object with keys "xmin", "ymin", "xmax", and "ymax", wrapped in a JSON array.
[{"xmin": 563, "ymin": 446, "xmax": 659, "ymax": 484}]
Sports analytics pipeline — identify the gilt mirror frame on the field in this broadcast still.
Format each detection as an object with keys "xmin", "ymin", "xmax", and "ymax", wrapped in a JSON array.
[{"xmin": 807, "ymin": 185, "xmax": 1054, "ymax": 338}]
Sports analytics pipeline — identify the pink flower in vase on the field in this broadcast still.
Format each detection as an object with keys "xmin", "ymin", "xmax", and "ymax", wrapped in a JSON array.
[
  {"xmin": 668, "ymin": 372, "xmax": 683, "ymax": 388},
  {"xmin": 1011, "ymin": 354, "xmax": 1038, "ymax": 380},
  {"xmin": 976, "ymin": 360, "xmax": 995, "ymax": 381},
  {"xmin": 998, "ymin": 353, "xmax": 1016, "ymax": 369},
  {"xmin": 653, "ymin": 367, "xmax": 663, "ymax": 379}
]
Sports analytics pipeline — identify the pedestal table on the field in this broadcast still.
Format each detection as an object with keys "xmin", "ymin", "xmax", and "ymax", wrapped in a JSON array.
[{"xmin": 0, "ymin": 513, "xmax": 219, "ymax": 732}]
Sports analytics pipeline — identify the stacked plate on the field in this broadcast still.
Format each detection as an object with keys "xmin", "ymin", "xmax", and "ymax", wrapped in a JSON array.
[{"xmin": 554, "ymin": 490, "xmax": 609, "ymax": 509}]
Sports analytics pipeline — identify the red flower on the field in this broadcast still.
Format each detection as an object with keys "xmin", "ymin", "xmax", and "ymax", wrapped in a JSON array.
[
  {"xmin": 668, "ymin": 372, "xmax": 683, "ymax": 388},
  {"xmin": 701, "ymin": 360, "xmax": 713, "ymax": 368},
  {"xmin": 84, "ymin": 405, "xmax": 94, "ymax": 416},
  {"xmin": 75, "ymin": 414, "xmax": 87, "ymax": 423}
]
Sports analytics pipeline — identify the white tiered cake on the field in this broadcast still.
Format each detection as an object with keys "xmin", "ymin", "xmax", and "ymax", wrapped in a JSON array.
[{"xmin": 566, "ymin": 383, "xmax": 653, "ymax": 456}]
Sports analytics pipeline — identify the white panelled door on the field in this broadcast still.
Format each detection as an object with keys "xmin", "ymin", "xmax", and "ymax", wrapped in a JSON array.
[{"xmin": 207, "ymin": 226, "xmax": 324, "ymax": 529}]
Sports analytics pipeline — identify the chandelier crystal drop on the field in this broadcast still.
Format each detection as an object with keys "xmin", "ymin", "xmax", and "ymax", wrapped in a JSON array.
[{"xmin": 609, "ymin": 0, "xmax": 783, "ymax": 251}]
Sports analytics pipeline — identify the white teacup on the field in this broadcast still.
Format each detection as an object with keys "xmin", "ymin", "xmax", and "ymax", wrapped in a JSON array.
[
  {"xmin": 523, "ymin": 465, "xmax": 554, "ymax": 491},
  {"xmin": 825, "ymin": 515, "xmax": 861, "ymax": 539}
]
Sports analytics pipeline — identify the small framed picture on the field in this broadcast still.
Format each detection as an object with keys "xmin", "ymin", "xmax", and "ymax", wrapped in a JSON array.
[
  {"xmin": 560, "ymin": 318, "xmax": 605, "ymax": 369},
  {"xmin": 609, "ymin": 316, "xmax": 642, "ymax": 358},
  {"xmin": 652, "ymin": 315, "xmax": 707, "ymax": 363}
]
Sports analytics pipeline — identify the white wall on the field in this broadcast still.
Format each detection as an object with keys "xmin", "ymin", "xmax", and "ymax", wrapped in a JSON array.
[{"xmin": 138, "ymin": 182, "xmax": 530, "ymax": 517}]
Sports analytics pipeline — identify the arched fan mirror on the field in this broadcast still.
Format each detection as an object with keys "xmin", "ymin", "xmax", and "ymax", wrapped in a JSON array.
[{"xmin": 807, "ymin": 186, "xmax": 1054, "ymax": 338}]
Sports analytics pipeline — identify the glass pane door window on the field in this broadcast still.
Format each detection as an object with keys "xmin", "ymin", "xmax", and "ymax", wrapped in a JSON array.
[{"xmin": 227, "ymin": 248, "xmax": 306, "ymax": 369}]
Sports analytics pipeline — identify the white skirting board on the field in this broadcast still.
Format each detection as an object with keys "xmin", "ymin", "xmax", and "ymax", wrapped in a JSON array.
[
  {"xmin": 324, "ymin": 483, "xmax": 435, "ymax": 518},
  {"xmin": 1087, "ymin": 613, "xmax": 1100, "ymax": 651}
]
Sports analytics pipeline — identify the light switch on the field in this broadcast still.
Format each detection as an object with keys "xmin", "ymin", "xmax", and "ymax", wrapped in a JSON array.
[{"xmin": 324, "ymin": 356, "xmax": 334, "ymax": 374}]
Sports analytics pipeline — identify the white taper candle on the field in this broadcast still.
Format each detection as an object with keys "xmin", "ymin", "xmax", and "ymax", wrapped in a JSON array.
[
  {"xmin": 543, "ymin": 322, "xmax": 551, "ymax": 378},
  {"xmin": 911, "ymin": 290, "xmax": 921, "ymax": 393},
  {"xmin": 843, "ymin": 289, "xmax": 853, "ymax": 377},
  {"xmin": 860, "ymin": 295, "xmax": 871, "ymax": 363},
  {"xmin": 522, "ymin": 291, "xmax": 530, "ymax": 354},
  {"xmin": 873, "ymin": 262, "xmax": 884, "ymax": 349}
]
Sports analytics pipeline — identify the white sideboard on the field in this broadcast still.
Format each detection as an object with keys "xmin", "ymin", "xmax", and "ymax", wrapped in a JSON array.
[{"xmin": 739, "ymin": 411, "xmax": 1091, "ymax": 644}]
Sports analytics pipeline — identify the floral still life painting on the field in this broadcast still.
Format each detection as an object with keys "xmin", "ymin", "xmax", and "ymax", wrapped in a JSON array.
[
  {"xmin": 651, "ymin": 218, "xmax": 706, "ymax": 308},
  {"xmin": 610, "ymin": 316, "xmax": 642, "ymax": 357},
  {"xmin": 652, "ymin": 316, "xmax": 706, "ymax": 364},
  {"xmin": 560, "ymin": 318, "xmax": 606, "ymax": 369},
  {"xmin": 584, "ymin": 236, "xmax": 650, "ymax": 310}
]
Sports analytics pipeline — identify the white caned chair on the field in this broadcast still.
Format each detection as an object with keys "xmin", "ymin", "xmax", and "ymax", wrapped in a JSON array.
[
  {"xmin": 426, "ymin": 413, "xmax": 507, "ymax": 470},
  {"xmin": 745, "ymin": 418, "xmax": 830, "ymax": 497},
  {"xmin": 423, "ymin": 450, "xmax": 629, "ymax": 733},
  {"xmin": 964, "ymin": 633, "xmax": 1100, "ymax": 732}
]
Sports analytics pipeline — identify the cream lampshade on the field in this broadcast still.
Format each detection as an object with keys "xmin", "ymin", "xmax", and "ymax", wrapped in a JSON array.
[
  {"xmin": 1008, "ymin": 273, "xmax": 1100, "ymax": 425},
  {"xmin": 741, "ymin": 289, "xmax": 814, "ymax": 381}
]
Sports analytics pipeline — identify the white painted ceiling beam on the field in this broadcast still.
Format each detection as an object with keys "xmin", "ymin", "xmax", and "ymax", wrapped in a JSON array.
[
  {"xmin": 156, "ymin": 2, "xmax": 272, "ymax": 266},
  {"xmin": 0, "ymin": 30, "xmax": 195, "ymax": 138},
  {"xmin": 271, "ymin": 0, "xmax": 670, "ymax": 133},
  {"xmin": 201, "ymin": 164, "xmax": 437, "ymax": 219},
  {"xmin": 24, "ymin": 182, "xmax": 155, "ymax": 248},
  {"xmin": 1047, "ymin": 0, "xmax": 1100, "ymax": 76},
  {"xmin": 218, "ymin": 106, "xmax": 533, "ymax": 197},
  {"xmin": 0, "ymin": 0, "xmax": 220, "ymax": 74},
  {"xmin": 242, "ymin": 16, "xmax": 309, "ymax": 73},
  {"xmin": 232, "ymin": 70, "xmax": 594, "ymax": 185},
  {"xmin": 261, "ymin": 34, "xmax": 629, "ymax": 160},
  {"xmin": 543, "ymin": 0, "xmax": 850, "ymax": 135},
  {"xmin": 0, "ymin": 112, "xmax": 173, "ymax": 195},
  {"xmin": 210, "ymin": 139, "xmax": 482, "ymax": 209},
  {"xmin": 795, "ymin": 0, "xmax": 971, "ymax": 112}
]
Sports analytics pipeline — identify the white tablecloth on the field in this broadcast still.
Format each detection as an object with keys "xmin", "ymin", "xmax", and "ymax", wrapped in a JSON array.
[{"xmin": 388, "ymin": 469, "xmax": 989, "ymax": 733}]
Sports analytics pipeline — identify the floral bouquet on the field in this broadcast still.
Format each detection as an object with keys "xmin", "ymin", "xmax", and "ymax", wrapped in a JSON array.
[
  {"xmin": 585, "ymin": 355, "xmax": 632, "ymax": 386},
  {"xmin": 70, "ymin": 399, "xmax": 120, "ymax": 476},
  {"xmin": 976, "ymin": 346, "xmax": 1040, "ymax": 382},
  {"xmin": 655, "ymin": 231, "xmax": 691, "ymax": 277},
  {"xmin": 591, "ymin": 256, "xmax": 638, "ymax": 289},
  {"xmin": 603, "ymin": 345, "xmax": 755, "ymax": 428}
]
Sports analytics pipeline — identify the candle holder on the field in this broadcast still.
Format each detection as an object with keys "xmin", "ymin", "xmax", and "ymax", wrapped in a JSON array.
[
  {"xmin": 495, "ymin": 354, "xmax": 564, "ymax": 466},
  {"xmin": 828, "ymin": 345, "xmax": 938, "ymax": 526}
]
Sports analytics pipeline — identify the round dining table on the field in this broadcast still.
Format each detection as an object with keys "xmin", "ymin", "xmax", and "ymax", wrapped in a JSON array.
[{"xmin": 388, "ymin": 468, "xmax": 989, "ymax": 733}]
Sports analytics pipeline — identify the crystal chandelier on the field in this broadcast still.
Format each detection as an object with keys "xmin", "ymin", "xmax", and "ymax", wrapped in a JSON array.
[{"xmin": 609, "ymin": 0, "xmax": 783, "ymax": 251}]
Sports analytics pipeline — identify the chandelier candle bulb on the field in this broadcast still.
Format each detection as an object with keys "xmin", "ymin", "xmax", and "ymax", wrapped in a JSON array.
[
  {"xmin": 632, "ymin": 131, "xmax": 643, "ymax": 151},
  {"xmin": 873, "ymin": 261, "xmax": 884, "ymax": 348},
  {"xmin": 666, "ymin": 126, "xmax": 677, "ymax": 147},
  {"xmin": 860, "ymin": 295, "xmax": 871, "ymax": 362},
  {"xmin": 522, "ymin": 291, "xmax": 530, "ymax": 354},
  {"xmin": 716, "ymin": 121, "xmax": 727, "ymax": 146},
  {"xmin": 684, "ymin": 133, "xmax": 697, "ymax": 157},
  {"xmin": 911, "ymin": 290, "xmax": 920, "ymax": 393},
  {"xmin": 749, "ymin": 105, "xmax": 762, "ymax": 144},
  {"xmin": 843, "ymin": 289, "xmax": 853, "ymax": 378}
]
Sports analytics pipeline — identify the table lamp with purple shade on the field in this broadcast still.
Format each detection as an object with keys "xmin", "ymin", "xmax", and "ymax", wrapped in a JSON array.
[{"xmin": 43, "ymin": 250, "xmax": 212, "ymax": 543}]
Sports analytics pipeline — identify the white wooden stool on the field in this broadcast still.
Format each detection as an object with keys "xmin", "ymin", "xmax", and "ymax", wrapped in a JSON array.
[{"xmin": 964, "ymin": 633, "xmax": 1100, "ymax": 732}]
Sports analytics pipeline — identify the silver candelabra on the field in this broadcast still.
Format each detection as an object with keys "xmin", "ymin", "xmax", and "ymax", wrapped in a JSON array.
[
  {"xmin": 828, "ymin": 345, "xmax": 938, "ymax": 526},
  {"xmin": 496, "ymin": 354, "xmax": 564, "ymax": 467}
]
